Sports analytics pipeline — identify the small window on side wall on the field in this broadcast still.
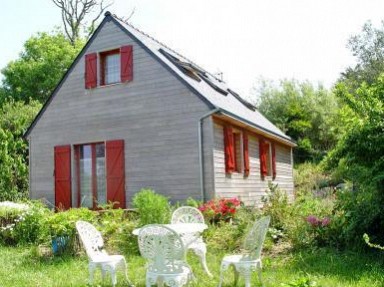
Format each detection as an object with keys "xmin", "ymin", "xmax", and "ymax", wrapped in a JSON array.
[
  {"xmin": 224, "ymin": 126, "xmax": 250, "ymax": 176},
  {"xmin": 259, "ymin": 138, "xmax": 276, "ymax": 179},
  {"xmin": 233, "ymin": 132, "xmax": 242, "ymax": 173}
]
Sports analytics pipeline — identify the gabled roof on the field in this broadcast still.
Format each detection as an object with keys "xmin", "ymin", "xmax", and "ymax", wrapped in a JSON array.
[{"xmin": 25, "ymin": 12, "xmax": 294, "ymax": 145}]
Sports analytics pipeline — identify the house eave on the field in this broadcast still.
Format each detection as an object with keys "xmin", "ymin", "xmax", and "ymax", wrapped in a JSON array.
[{"xmin": 214, "ymin": 110, "xmax": 297, "ymax": 147}]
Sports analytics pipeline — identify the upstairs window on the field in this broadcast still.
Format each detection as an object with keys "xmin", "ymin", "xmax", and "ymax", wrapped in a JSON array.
[
  {"xmin": 100, "ymin": 49, "xmax": 120, "ymax": 85},
  {"xmin": 85, "ymin": 45, "xmax": 133, "ymax": 89}
]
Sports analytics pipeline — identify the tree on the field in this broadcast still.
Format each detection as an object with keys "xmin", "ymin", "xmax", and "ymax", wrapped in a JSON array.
[
  {"xmin": 324, "ymin": 77, "xmax": 384, "ymax": 188},
  {"xmin": 1, "ymin": 31, "xmax": 83, "ymax": 103},
  {"xmin": 52, "ymin": 0, "xmax": 113, "ymax": 45},
  {"xmin": 0, "ymin": 100, "xmax": 42, "ymax": 201},
  {"xmin": 340, "ymin": 21, "xmax": 384, "ymax": 89},
  {"xmin": 253, "ymin": 79, "xmax": 341, "ymax": 163}
]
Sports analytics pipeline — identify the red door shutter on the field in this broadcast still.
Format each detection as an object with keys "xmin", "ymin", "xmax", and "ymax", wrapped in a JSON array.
[
  {"xmin": 85, "ymin": 53, "xmax": 97, "ymax": 89},
  {"xmin": 259, "ymin": 138, "xmax": 268, "ymax": 177},
  {"xmin": 54, "ymin": 145, "xmax": 72, "ymax": 210},
  {"xmin": 120, "ymin": 45, "xmax": 133, "ymax": 82},
  {"xmin": 224, "ymin": 126, "xmax": 235, "ymax": 174},
  {"xmin": 243, "ymin": 132, "xmax": 250, "ymax": 176},
  {"xmin": 272, "ymin": 142, "xmax": 277, "ymax": 179},
  {"xmin": 106, "ymin": 140, "xmax": 126, "ymax": 208}
]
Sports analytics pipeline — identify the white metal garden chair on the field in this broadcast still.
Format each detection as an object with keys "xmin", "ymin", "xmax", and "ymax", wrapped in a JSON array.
[
  {"xmin": 218, "ymin": 216, "xmax": 271, "ymax": 287},
  {"xmin": 171, "ymin": 206, "xmax": 212, "ymax": 276},
  {"xmin": 138, "ymin": 224, "xmax": 193, "ymax": 287},
  {"xmin": 75, "ymin": 220, "xmax": 129, "ymax": 287}
]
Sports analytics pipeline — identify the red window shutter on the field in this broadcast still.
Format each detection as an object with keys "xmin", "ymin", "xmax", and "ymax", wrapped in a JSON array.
[
  {"xmin": 243, "ymin": 132, "xmax": 250, "ymax": 176},
  {"xmin": 54, "ymin": 145, "xmax": 72, "ymax": 210},
  {"xmin": 120, "ymin": 45, "xmax": 133, "ymax": 82},
  {"xmin": 272, "ymin": 142, "xmax": 277, "ymax": 179},
  {"xmin": 106, "ymin": 140, "xmax": 126, "ymax": 208},
  {"xmin": 259, "ymin": 138, "xmax": 268, "ymax": 177},
  {"xmin": 224, "ymin": 126, "xmax": 235, "ymax": 174},
  {"xmin": 85, "ymin": 53, "xmax": 97, "ymax": 89}
]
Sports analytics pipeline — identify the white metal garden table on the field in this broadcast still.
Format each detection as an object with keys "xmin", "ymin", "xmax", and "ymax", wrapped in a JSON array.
[{"xmin": 132, "ymin": 223, "xmax": 208, "ymax": 248}]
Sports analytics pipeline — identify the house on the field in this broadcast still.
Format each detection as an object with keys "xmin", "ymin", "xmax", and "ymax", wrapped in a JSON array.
[{"xmin": 24, "ymin": 12, "xmax": 295, "ymax": 209}]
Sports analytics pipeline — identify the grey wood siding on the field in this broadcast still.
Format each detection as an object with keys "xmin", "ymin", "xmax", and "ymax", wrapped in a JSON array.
[
  {"xmin": 28, "ymin": 20, "xmax": 212, "ymax": 206},
  {"xmin": 213, "ymin": 122, "xmax": 294, "ymax": 206}
]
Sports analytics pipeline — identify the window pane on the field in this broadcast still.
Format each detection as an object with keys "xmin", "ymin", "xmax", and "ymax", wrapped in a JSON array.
[
  {"xmin": 105, "ymin": 54, "xmax": 120, "ymax": 84},
  {"xmin": 96, "ymin": 143, "xmax": 106, "ymax": 206},
  {"xmin": 80, "ymin": 145, "xmax": 92, "ymax": 208}
]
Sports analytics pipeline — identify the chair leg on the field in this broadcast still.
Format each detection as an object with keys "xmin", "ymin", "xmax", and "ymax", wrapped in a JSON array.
[
  {"xmin": 218, "ymin": 264, "xmax": 225, "ymax": 287},
  {"xmin": 243, "ymin": 270, "xmax": 252, "ymax": 287},
  {"xmin": 110, "ymin": 269, "xmax": 117, "ymax": 287},
  {"xmin": 120, "ymin": 257, "xmax": 129, "ymax": 281},
  {"xmin": 89, "ymin": 263, "xmax": 96, "ymax": 285},
  {"xmin": 193, "ymin": 246, "xmax": 212, "ymax": 277},
  {"xmin": 233, "ymin": 267, "xmax": 239, "ymax": 287},
  {"xmin": 101, "ymin": 266, "xmax": 106, "ymax": 281},
  {"xmin": 257, "ymin": 265, "xmax": 264, "ymax": 287}
]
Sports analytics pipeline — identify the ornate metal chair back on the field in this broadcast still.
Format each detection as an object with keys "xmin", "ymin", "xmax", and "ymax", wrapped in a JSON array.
[
  {"xmin": 76, "ymin": 220, "xmax": 108, "ymax": 260},
  {"xmin": 171, "ymin": 206, "xmax": 205, "ymax": 224},
  {"xmin": 242, "ymin": 216, "xmax": 271, "ymax": 260},
  {"xmin": 138, "ymin": 224, "xmax": 186, "ymax": 273}
]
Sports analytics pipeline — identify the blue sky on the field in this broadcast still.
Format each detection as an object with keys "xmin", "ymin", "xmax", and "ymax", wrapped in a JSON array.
[{"xmin": 1, "ymin": 0, "xmax": 384, "ymax": 97}]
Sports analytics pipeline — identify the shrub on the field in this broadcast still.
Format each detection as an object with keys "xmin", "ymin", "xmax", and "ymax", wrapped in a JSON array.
[
  {"xmin": 198, "ymin": 197, "xmax": 241, "ymax": 224},
  {"xmin": 261, "ymin": 182, "xmax": 291, "ymax": 231},
  {"xmin": 261, "ymin": 182, "xmax": 335, "ymax": 249},
  {"xmin": 132, "ymin": 188, "xmax": 171, "ymax": 226},
  {"xmin": 331, "ymin": 185, "xmax": 384, "ymax": 249},
  {"xmin": 0, "ymin": 201, "xmax": 50, "ymax": 246},
  {"xmin": 44, "ymin": 207, "xmax": 96, "ymax": 254}
]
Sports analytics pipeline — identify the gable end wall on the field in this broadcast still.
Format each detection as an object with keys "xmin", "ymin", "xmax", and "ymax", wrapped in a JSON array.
[{"xmin": 28, "ymin": 20, "xmax": 213, "ymax": 206}]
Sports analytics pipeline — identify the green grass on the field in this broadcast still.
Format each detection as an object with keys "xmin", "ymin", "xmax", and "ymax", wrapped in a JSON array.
[{"xmin": 0, "ymin": 245, "xmax": 383, "ymax": 286}]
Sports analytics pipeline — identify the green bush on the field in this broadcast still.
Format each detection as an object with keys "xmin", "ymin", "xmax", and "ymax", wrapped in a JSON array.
[
  {"xmin": 261, "ymin": 182, "xmax": 335, "ymax": 249},
  {"xmin": 205, "ymin": 206, "xmax": 261, "ymax": 252},
  {"xmin": 0, "ymin": 201, "xmax": 50, "ymax": 246},
  {"xmin": 132, "ymin": 188, "xmax": 171, "ymax": 226},
  {"xmin": 44, "ymin": 207, "xmax": 96, "ymax": 254},
  {"xmin": 262, "ymin": 182, "xmax": 291, "ymax": 231},
  {"xmin": 331, "ymin": 185, "xmax": 384, "ymax": 249}
]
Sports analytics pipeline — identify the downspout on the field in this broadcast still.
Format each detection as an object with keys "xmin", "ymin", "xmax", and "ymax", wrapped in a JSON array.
[{"xmin": 198, "ymin": 108, "xmax": 220, "ymax": 202}]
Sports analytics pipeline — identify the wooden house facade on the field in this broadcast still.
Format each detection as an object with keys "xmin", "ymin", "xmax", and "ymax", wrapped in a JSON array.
[{"xmin": 24, "ymin": 12, "xmax": 295, "ymax": 209}]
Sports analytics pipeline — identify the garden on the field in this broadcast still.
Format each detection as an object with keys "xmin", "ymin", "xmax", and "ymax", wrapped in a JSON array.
[{"xmin": 0, "ymin": 177, "xmax": 384, "ymax": 287}]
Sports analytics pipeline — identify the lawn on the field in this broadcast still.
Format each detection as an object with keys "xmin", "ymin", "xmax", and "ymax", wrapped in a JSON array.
[{"xmin": 0, "ymin": 245, "xmax": 383, "ymax": 287}]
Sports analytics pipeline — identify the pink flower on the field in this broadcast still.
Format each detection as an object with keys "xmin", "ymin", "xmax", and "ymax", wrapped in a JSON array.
[
  {"xmin": 321, "ymin": 217, "xmax": 331, "ymax": 227},
  {"xmin": 306, "ymin": 215, "xmax": 320, "ymax": 227}
]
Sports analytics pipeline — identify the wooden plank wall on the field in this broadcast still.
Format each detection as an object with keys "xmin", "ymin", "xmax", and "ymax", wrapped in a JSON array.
[
  {"xmin": 28, "ymin": 20, "xmax": 212, "ymax": 206},
  {"xmin": 213, "ymin": 122, "xmax": 294, "ymax": 206}
]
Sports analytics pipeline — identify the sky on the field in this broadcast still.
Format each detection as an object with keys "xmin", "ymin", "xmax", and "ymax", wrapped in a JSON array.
[{"xmin": 1, "ymin": 0, "xmax": 384, "ymax": 98}]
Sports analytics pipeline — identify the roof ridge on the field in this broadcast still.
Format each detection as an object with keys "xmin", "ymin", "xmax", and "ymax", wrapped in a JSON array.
[{"xmin": 111, "ymin": 13, "xmax": 224, "ymax": 83}]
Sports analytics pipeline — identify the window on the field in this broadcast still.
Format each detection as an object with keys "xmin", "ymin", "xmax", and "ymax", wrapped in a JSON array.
[
  {"xmin": 224, "ymin": 126, "xmax": 249, "ymax": 176},
  {"xmin": 259, "ymin": 139, "xmax": 276, "ymax": 179},
  {"xmin": 85, "ymin": 45, "xmax": 133, "ymax": 89},
  {"xmin": 75, "ymin": 143, "xmax": 106, "ymax": 209},
  {"xmin": 100, "ymin": 49, "xmax": 120, "ymax": 85},
  {"xmin": 233, "ymin": 132, "xmax": 242, "ymax": 173}
]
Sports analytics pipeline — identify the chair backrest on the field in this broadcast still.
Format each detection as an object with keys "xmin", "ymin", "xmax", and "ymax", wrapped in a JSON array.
[
  {"xmin": 171, "ymin": 206, "xmax": 205, "ymax": 224},
  {"xmin": 242, "ymin": 216, "xmax": 271, "ymax": 260},
  {"xmin": 138, "ymin": 224, "xmax": 186, "ymax": 273},
  {"xmin": 75, "ymin": 220, "xmax": 108, "ymax": 260}
]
